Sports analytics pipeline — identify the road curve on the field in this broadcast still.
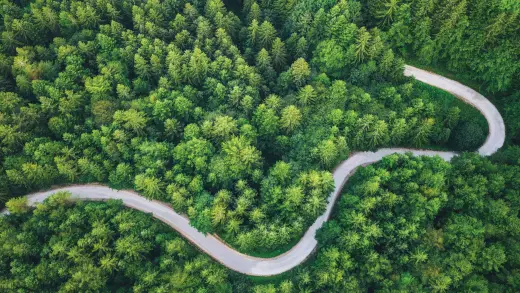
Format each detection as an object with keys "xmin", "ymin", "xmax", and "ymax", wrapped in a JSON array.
[{"xmin": 2, "ymin": 65, "xmax": 506, "ymax": 276}]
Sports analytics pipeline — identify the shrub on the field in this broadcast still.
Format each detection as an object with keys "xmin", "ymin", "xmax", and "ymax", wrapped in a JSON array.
[{"xmin": 449, "ymin": 121, "xmax": 486, "ymax": 151}]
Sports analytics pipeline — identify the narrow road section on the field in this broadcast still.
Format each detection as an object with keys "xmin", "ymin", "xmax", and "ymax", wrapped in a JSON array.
[
  {"xmin": 2, "ymin": 65, "xmax": 506, "ymax": 276},
  {"xmin": 404, "ymin": 65, "xmax": 505, "ymax": 156}
]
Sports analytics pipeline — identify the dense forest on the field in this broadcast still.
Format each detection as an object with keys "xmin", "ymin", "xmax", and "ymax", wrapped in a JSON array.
[
  {"xmin": 359, "ymin": 0, "xmax": 520, "ymax": 143},
  {"xmin": 0, "ymin": 0, "xmax": 519, "ymax": 292},
  {"xmin": 0, "ymin": 0, "xmax": 489, "ymax": 254},
  {"xmin": 1, "ymin": 194, "xmax": 240, "ymax": 292},
  {"xmin": 310, "ymin": 153, "xmax": 520, "ymax": 292},
  {"xmin": 3, "ymin": 153, "xmax": 520, "ymax": 292},
  {"xmin": 362, "ymin": 0, "xmax": 520, "ymax": 93}
]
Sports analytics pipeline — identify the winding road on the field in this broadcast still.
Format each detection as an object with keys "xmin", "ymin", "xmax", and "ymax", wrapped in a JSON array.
[{"xmin": 2, "ymin": 66, "xmax": 506, "ymax": 276}]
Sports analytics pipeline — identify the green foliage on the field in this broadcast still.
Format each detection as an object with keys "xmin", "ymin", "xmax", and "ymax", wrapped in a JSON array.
[
  {"xmin": 0, "ymin": 195, "xmax": 238, "ymax": 292},
  {"xmin": 449, "ymin": 121, "xmax": 486, "ymax": 151},
  {"xmin": 362, "ymin": 0, "xmax": 520, "ymax": 145},
  {"xmin": 3, "ymin": 154, "xmax": 520, "ymax": 292},
  {"xmin": 5, "ymin": 196, "xmax": 29, "ymax": 214},
  {"xmin": 0, "ymin": 0, "xmax": 517, "ymax": 291},
  {"xmin": 312, "ymin": 40, "xmax": 347, "ymax": 79},
  {"xmin": 256, "ymin": 153, "xmax": 520, "ymax": 292},
  {"xmin": 289, "ymin": 58, "xmax": 311, "ymax": 87},
  {"xmin": 364, "ymin": 0, "xmax": 520, "ymax": 94},
  {"xmin": 491, "ymin": 146, "xmax": 520, "ymax": 165},
  {"xmin": 0, "ymin": 0, "xmax": 492, "ymax": 257}
]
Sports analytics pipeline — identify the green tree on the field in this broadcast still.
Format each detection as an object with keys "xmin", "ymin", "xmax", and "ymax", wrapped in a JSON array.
[
  {"xmin": 113, "ymin": 109, "xmax": 148, "ymax": 135},
  {"xmin": 376, "ymin": 0, "xmax": 401, "ymax": 24},
  {"xmin": 290, "ymin": 58, "xmax": 311, "ymax": 87},
  {"xmin": 297, "ymin": 85, "xmax": 317, "ymax": 106},
  {"xmin": 271, "ymin": 38, "xmax": 287, "ymax": 71},
  {"xmin": 134, "ymin": 174, "xmax": 164, "ymax": 200},
  {"xmin": 280, "ymin": 105, "xmax": 302, "ymax": 132},
  {"xmin": 355, "ymin": 27, "xmax": 371, "ymax": 62},
  {"xmin": 258, "ymin": 21, "xmax": 277, "ymax": 49},
  {"xmin": 413, "ymin": 117, "xmax": 434, "ymax": 146},
  {"xmin": 5, "ymin": 196, "xmax": 30, "ymax": 214},
  {"xmin": 313, "ymin": 40, "xmax": 347, "ymax": 78},
  {"xmin": 187, "ymin": 48, "xmax": 210, "ymax": 85},
  {"xmin": 222, "ymin": 136, "xmax": 262, "ymax": 177}
]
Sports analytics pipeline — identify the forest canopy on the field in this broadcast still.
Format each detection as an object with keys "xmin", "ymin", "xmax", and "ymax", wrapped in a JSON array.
[
  {"xmin": 0, "ymin": 0, "xmax": 489, "ymax": 254},
  {"xmin": 1, "ymin": 194, "xmax": 239, "ymax": 292},
  {"xmin": 3, "ymin": 153, "xmax": 520, "ymax": 292},
  {"xmin": 1, "ymin": 0, "xmax": 520, "ymax": 292},
  {"xmin": 359, "ymin": 0, "xmax": 520, "ymax": 143}
]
